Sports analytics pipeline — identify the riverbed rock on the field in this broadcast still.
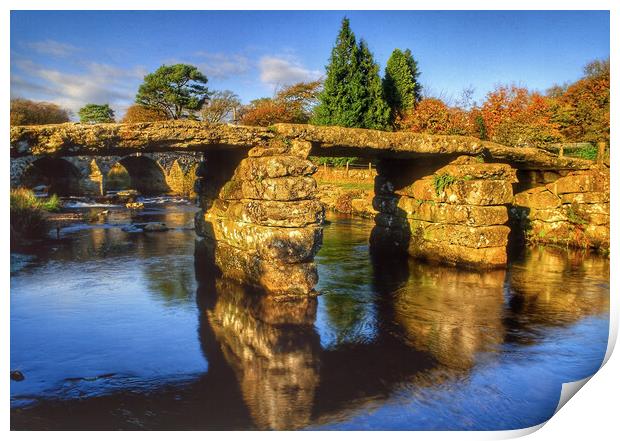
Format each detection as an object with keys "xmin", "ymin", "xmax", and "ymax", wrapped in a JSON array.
[
  {"xmin": 11, "ymin": 370, "xmax": 25, "ymax": 381},
  {"xmin": 126, "ymin": 202, "xmax": 144, "ymax": 210},
  {"xmin": 143, "ymin": 222, "xmax": 169, "ymax": 232}
]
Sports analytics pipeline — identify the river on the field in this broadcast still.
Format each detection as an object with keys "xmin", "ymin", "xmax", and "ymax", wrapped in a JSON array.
[{"xmin": 10, "ymin": 200, "xmax": 610, "ymax": 430}]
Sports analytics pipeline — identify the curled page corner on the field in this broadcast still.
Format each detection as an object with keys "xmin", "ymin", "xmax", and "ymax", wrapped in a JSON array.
[{"xmin": 554, "ymin": 375, "xmax": 594, "ymax": 415}]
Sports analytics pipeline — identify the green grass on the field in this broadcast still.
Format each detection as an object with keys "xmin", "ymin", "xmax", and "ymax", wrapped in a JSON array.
[
  {"xmin": 432, "ymin": 173, "xmax": 457, "ymax": 196},
  {"xmin": 569, "ymin": 144, "xmax": 598, "ymax": 160},
  {"xmin": 10, "ymin": 188, "xmax": 62, "ymax": 245}
]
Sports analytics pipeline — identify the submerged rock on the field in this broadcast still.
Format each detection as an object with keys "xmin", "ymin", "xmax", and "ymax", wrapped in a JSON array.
[
  {"xmin": 11, "ymin": 370, "xmax": 25, "ymax": 381},
  {"xmin": 143, "ymin": 222, "xmax": 169, "ymax": 232},
  {"xmin": 125, "ymin": 202, "xmax": 144, "ymax": 210}
]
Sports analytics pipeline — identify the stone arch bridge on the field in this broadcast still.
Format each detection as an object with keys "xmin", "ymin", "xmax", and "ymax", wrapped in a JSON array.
[
  {"xmin": 11, "ymin": 121, "xmax": 609, "ymax": 297},
  {"xmin": 10, "ymin": 151, "xmax": 201, "ymax": 196}
]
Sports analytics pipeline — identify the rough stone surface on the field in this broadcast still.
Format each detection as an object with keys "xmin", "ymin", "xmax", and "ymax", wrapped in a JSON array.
[
  {"xmin": 513, "ymin": 167, "xmax": 610, "ymax": 250},
  {"xmin": 374, "ymin": 196, "xmax": 508, "ymax": 227},
  {"xmin": 212, "ymin": 241, "xmax": 319, "ymax": 297},
  {"xmin": 203, "ymin": 214, "xmax": 322, "ymax": 263},
  {"xmin": 11, "ymin": 121, "xmax": 593, "ymax": 170},
  {"xmin": 210, "ymin": 199, "xmax": 325, "ymax": 228},
  {"xmin": 405, "ymin": 178, "xmax": 514, "ymax": 206},
  {"xmin": 370, "ymin": 157, "xmax": 513, "ymax": 267}
]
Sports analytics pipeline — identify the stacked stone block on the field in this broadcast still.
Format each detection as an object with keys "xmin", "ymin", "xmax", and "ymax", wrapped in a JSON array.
[
  {"xmin": 371, "ymin": 156, "xmax": 516, "ymax": 268},
  {"xmin": 195, "ymin": 138, "xmax": 325, "ymax": 297},
  {"xmin": 512, "ymin": 167, "xmax": 609, "ymax": 250}
]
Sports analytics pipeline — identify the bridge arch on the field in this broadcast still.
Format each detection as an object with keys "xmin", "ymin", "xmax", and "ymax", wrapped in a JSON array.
[
  {"xmin": 19, "ymin": 157, "xmax": 82, "ymax": 195},
  {"xmin": 106, "ymin": 154, "xmax": 170, "ymax": 195}
]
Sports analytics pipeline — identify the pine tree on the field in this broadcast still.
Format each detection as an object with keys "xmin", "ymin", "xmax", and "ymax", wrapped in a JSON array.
[
  {"xmin": 383, "ymin": 48, "xmax": 422, "ymax": 122},
  {"xmin": 313, "ymin": 18, "xmax": 361, "ymax": 127},
  {"xmin": 358, "ymin": 40, "xmax": 391, "ymax": 130},
  {"xmin": 313, "ymin": 18, "xmax": 390, "ymax": 130}
]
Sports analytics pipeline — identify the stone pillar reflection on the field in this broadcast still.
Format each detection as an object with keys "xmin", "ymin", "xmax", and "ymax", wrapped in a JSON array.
[
  {"xmin": 204, "ymin": 278, "xmax": 321, "ymax": 430},
  {"xmin": 392, "ymin": 260, "xmax": 506, "ymax": 369}
]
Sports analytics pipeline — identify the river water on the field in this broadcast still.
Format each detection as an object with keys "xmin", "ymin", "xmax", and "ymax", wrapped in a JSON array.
[{"xmin": 10, "ymin": 201, "xmax": 610, "ymax": 430}]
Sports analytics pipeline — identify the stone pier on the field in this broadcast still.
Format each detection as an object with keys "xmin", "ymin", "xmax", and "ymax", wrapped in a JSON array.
[
  {"xmin": 370, "ymin": 156, "xmax": 517, "ymax": 267},
  {"xmin": 512, "ymin": 167, "xmax": 610, "ymax": 251},
  {"xmin": 194, "ymin": 138, "xmax": 325, "ymax": 298}
]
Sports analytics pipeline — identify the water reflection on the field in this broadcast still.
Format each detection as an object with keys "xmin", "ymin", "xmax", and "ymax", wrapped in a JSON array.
[
  {"xmin": 392, "ymin": 263, "xmax": 506, "ymax": 369},
  {"xmin": 198, "ymin": 278, "xmax": 320, "ymax": 429},
  {"xmin": 10, "ymin": 213, "xmax": 609, "ymax": 430}
]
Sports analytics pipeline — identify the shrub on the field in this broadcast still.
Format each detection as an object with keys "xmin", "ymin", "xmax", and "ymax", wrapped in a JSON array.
[
  {"xmin": 10, "ymin": 98, "xmax": 70, "ymax": 125},
  {"xmin": 10, "ymin": 188, "xmax": 56, "ymax": 244},
  {"xmin": 121, "ymin": 104, "xmax": 168, "ymax": 123}
]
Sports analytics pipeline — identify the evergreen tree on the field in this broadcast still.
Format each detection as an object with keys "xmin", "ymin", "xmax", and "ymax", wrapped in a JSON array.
[
  {"xmin": 313, "ymin": 18, "xmax": 390, "ymax": 130},
  {"xmin": 383, "ymin": 48, "xmax": 422, "ymax": 121},
  {"xmin": 358, "ymin": 40, "xmax": 391, "ymax": 130},
  {"xmin": 78, "ymin": 104, "xmax": 115, "ymax": 123},
  {"xmin": 313, "ymin": 18, "xmax": 362, "ymax": 127}
]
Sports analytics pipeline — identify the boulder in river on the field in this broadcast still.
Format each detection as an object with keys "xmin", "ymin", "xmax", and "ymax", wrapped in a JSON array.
[
  {"xmin": 11, "ymin": 370, "xmax": 25, "ymax": 381},
  {"xmin": 142, "ymin": 222, "xmax": 169, "ymax": 232}
]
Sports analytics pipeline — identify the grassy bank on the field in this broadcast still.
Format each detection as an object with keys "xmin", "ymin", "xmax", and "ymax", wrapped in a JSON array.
[{"xmin": 10, "ymin": 188, "xmax": 62, "ymax": 247}]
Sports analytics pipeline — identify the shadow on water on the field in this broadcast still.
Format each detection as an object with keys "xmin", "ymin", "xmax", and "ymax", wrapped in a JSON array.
[{"xmin": 10, "ymin": 214, "xmax": 610, "ymax": 430}]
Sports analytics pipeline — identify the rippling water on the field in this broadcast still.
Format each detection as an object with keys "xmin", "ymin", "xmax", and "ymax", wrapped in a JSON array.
[{"xmin": 10, "ymin": 207, "xmax": 609, "ymax": 430}]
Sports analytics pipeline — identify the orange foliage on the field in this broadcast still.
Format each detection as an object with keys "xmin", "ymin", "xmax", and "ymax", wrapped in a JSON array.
[
  {"xmin": 400, "ymin": 98, "xmax": 474, "ymax": 136},
  {"xmin": 551, "ymin": 60, "xmax": 609, "ymax": 145},
  {"xmin": 121, "ymin": 104, "xmax": 168, "ymax": 123},
  {"xmin": 238, "ymin": 99, "xmax": 291, "ymax": 126},
  {"xmin": 10, "ymin": 98, "xmax": 70, "ymax": 125},
  {"xmin": 480, "ymin": 85, "xmax": 561, "ymax": 147},
  {"xmin": 239, "ymin": 81, "xmax": 321, "ymax": 127}
]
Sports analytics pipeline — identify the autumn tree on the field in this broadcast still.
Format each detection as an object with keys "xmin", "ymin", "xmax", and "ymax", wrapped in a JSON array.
[
  {"xmin": 401, "ymin": 98, "xmax": 474, "ymax": 136},
  {"xmin": 313, "ymin": 18, "xmax": 390, "ymax": 129},
  {"xmin": 239, "ymin": 81, "xmax": 322, "ymax": 126},
  {"xmin": 136, "ymin": 64, "xmax": 209, "ymax": 119},
  {"xmin": 383, "ymin": 48, "xmax": 422, "ymax": 122},
  {"xmin": 10, "ymin": 98, "xmax": 70, "ymax": 125},
  {"xmin": 201, "ymin": 90, "xmax": 241, "ymax": 124},
  {"xmin": 549, "ymin": 58, "xmax": 609, "ymax": 146},
  {"xmin": 274, "ymin": 80, "xmax": 322, "ymax": 123},
  {"xmin": 239, "ymin": 98, "xmax": 288, "ymax": 126},
  {"xmin": 121, "ymin": 104, "xmax": 168, "ymax": 123},
  {"xmin": 78, "ymin": 103, "xmax": 115, "ymax": 123},
  {"xmin": 480, "ymin": 85, "xmax": 561, "ymax": 147}
]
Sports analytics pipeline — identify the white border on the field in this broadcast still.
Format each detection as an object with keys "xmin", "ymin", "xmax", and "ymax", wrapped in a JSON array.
[{"xmin": 3, "ymin": 1, "xmax": 617, "ymax": 439}]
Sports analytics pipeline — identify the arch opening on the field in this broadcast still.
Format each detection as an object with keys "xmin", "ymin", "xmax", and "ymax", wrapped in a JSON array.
[
  {"xmin": 113, "ymin": 156, "xmax": 170, "ymax": 195},
  {"xmin": 21, "ymin": 157, "xmax": 82, "ymax": 196}
]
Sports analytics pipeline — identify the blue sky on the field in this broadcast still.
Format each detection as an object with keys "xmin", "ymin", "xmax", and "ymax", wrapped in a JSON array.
[{"xmin": 10, "ymin": 10, "xmax": 610, "ymax": 118}]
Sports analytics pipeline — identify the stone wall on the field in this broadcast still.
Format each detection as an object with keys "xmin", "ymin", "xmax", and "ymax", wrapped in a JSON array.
[
  {"xmin": 370, "ymin": 156, "xmax": 516, "ymax": 268},
  {"xmin": 194, "ymin": 138, "xmax": 325, "ymax": 297},
  {"xmin": 512, "ymin": 167, "xmax": 610, "ymax": 251}
]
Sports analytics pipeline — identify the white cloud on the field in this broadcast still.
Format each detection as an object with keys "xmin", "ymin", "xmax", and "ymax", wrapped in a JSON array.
[
  {"xmin": 25, "ymin": 39, "xmax": 79, "ymax": 57},
  {"xmin": 193, "ymin": 51, "xmax": 251, "ymax": 80},
  {"xmin": 258, "ymin": 56, "xmax": 322, "ymax": 87},
  {"xmin": 11, "ymin": 58, "xmax": 143, "ymax": 117}
]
